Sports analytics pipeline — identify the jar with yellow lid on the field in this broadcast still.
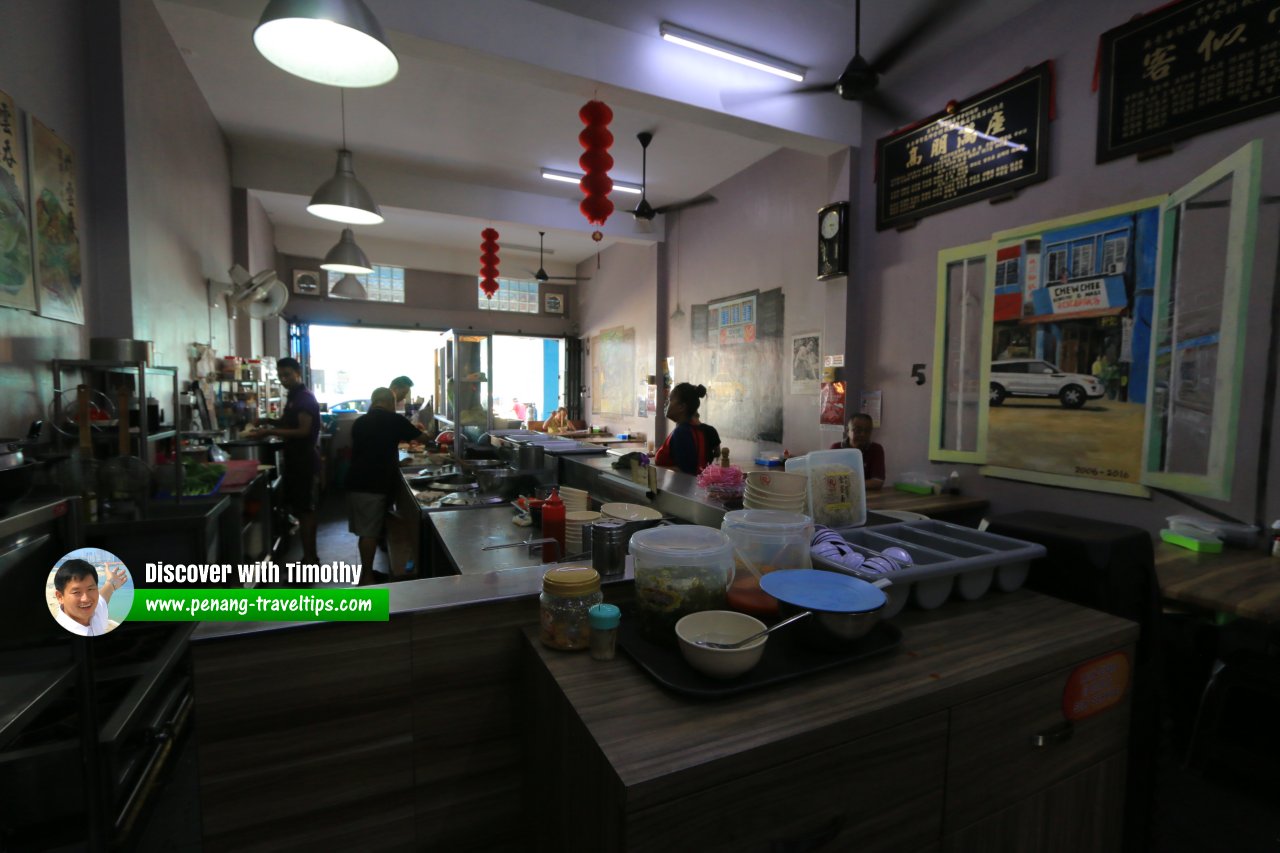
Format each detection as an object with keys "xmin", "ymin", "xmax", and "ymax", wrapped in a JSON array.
[{"xmin": 540, "ymin": 566, "xmax": 603, "ymax": 650}]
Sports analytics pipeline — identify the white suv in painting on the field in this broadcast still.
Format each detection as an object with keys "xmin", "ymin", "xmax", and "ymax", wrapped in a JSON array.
[{"xmin": 989, "ymin": 360, "xmax": 1105, "ymax": 409}]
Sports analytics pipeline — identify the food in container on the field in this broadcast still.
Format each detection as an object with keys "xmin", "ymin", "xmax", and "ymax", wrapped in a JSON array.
[
  {"xmin": 720, "ymin": 509, "xmax": 813, "ymax": 618},
  {"xmin": 540, "ymin": 566, "xmax": 602, "ymax": 651},
  {"xmin": 630, "ymin": 526, "xmax": 734, "ymax": 646},
  {"xmin": 794, "ymin": 448, "xmax": 867, "ymax": 529}
]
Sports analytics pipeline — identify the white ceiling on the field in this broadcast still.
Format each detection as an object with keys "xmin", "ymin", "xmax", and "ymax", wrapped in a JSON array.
[{"xmin": 156, "ymin": 0, "xmax": 1040, "ymax": 274}]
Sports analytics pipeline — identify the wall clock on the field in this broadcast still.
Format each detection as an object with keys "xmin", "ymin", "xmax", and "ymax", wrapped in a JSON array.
[{"xmin": 817, "ymin": 201, "xmax": 849, "ymax": 280}]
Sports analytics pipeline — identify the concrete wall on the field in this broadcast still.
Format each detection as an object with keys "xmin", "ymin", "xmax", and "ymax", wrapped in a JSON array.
[
  {"xmin": 0, "ymin": 0, "xmax": 91, "ymax": 438},
  {"xmin": 121, "ymin": 0, "xmax": 232, "ymax": 374},
  {"xmin": 279, "ymin": 252, "xmax": 575, "ymax": 339},
  {"xmin": 853, "ymin": 0, "xmax": 1280, "ymax": 531},
  {"xmin": 577, "ymin": 147, "xmax": 852, "ymax": 459}
]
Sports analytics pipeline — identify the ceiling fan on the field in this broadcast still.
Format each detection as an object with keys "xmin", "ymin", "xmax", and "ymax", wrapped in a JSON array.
[
  {"xmin": 528, "ymin": 232, "xmax": 590, "ymax": 284},
  {"xmin": 630, "ymin": 131, "xmax": 717, "ymax": 222},
  {"xmin": 724, "ymin": 0, "xmax": 965, "ymax": 121}
]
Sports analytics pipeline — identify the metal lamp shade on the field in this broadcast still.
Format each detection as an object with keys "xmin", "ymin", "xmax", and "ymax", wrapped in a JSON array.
[
  {"xmin": 330, "ymin": 273, "xmax": 368, "ymax": 299},
  {"xmin": 308, "ymin": 149, "xmax": 383, "ymax": 225},
  {"xmin": 320, "ymin": 228, "xmax": 373, "ymax": 274},
  {"xmin": 253, "ymin": 0, "xmax": 399, "ymax": 88}
]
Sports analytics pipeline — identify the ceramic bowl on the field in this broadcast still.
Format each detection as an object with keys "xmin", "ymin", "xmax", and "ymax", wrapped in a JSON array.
[
  {"xmin": 746, "ymin": 470, "xmax": 808, "ymax": 496},
  {"xmin": 675, "ymin": 610, "xmax": 767, "ymax": 679}
]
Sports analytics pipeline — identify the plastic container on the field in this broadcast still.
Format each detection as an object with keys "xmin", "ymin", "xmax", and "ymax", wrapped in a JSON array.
[
  {"xmin": 630, "ymin": 525, "xmax": 735, "ymax": 646},
  {"xmin": 811, "ymin": 520, "xmax": 1046, "ymax": 616},
  {"xmin": 541, "ymin": 488, "xmax": 565, "ymax": 563},
  {"xmin": 721, "ymin": 509, "xmax": 814, "ymax": 618},
  {"xmin": 1166, "ymin": 515, "xmax": 1259, "ymax": 548},
  {"xmin": 795, "ymin": 448, "xmax": 866, "ymax": 529},
  {"xmin": 540, "ymin": 566, "xmax": 602, "ymax": 650},
  {"xmin": 588, "ymin": 603, "xmax": 621, "ymax": 660}
]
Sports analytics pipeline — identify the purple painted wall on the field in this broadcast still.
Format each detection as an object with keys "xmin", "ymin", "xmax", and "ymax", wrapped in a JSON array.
[{"xmin": 853, "ymin": 0, "xmax": 1280, "ymax": 531}]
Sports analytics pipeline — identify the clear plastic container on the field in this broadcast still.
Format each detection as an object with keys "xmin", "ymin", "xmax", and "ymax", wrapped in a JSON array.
[
  {"xmin": 629, "ymin": 525, "xmax": 735, "ymax": 646},
  {"xmin": 721, "ymin": 509, "xmax": 814, "ymax": 618},
  {"xmin": 1166, "ymin": 515, "xmax": 1259, "ymax": 547},
  {"xmin": 796, "ymin": 449, "xmax": 866, "ymax": 529}
]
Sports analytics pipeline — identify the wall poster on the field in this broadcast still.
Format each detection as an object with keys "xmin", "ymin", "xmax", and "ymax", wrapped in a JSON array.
[
  {"xmin": 790, "ymin": 332, "xmax": 821, "ymax": 395},
  {"xmin": 0, "ymin": 89, "xmax": 35, "ymax": 312},
  {"xmin": 28, "ymin": 115, "xmax": 82, "ymax": 324},
  {"xmin": 590, "ymin": 326, "xmax": 635, "ymax": 416}
]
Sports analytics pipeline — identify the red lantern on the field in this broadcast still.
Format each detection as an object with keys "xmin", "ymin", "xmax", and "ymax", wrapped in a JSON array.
[
  {"xmin": 578, "ymin": 99, "xmax": 613, "ymax": 241},
  {"xmin": 480, "ymin": 227, "xmax": 500, "ymax": 299}
]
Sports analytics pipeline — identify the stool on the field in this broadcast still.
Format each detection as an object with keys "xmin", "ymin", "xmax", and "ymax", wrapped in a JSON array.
[{"xmin": 1186, "ymin": 649, "xmax": 1280, "ymax": 781}]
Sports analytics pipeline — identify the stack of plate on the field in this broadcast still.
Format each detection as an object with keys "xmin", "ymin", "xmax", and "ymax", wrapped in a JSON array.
[
  {"xmin": 565, "ymin": 510, "xmax": 601, "ymax": 554},
  {"xmin": 743, "ymin": 470, "xmax": 808, "ymax": 513},
  {"xmin": 557, "ymin": 485, "xmax": 589, "ymax": 513},
  {"xmin": 600, "ymin": 502, "xmax": 663, "ymax": 522}
]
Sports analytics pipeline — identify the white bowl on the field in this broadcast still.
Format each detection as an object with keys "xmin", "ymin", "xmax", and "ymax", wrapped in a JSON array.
[
  {"xmin": 746, "ymin": 470, "xmax": 808, "ymax": 496},
  {"xmin": 675, "ymin": 610, "xmax": 768, "ymax": 679},
  {"xmin": 601, "ymin": 502, "xmax": 663, "ymax": 522}
]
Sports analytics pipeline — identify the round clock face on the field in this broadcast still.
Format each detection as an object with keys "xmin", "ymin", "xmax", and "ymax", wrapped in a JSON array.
[{"xmin": 821, "ymin": 210, "xmax": 841, "ymax": 239}]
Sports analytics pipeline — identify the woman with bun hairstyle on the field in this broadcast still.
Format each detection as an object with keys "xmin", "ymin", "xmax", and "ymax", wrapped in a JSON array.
[{"xmin": 654, "ymin": 382, "xmax": 721, "ymax": 475}]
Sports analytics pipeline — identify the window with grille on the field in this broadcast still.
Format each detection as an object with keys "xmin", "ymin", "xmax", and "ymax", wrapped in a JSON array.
[
  {"xmin": 328, "ymin": 265, "xmax": 405, "ymax": 302},
  {"xmin": 994, "ymin": 258, "xmax": 1019, "ymax": 287},
  {"xmin": 478, "ymin": 278, "xmax": 539, "ymax": 313}
]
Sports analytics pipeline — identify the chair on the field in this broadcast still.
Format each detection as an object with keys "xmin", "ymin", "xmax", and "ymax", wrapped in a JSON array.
[{"xmin": 1185, "ymin": 636, "xmax": 1280, "ymax": 782}]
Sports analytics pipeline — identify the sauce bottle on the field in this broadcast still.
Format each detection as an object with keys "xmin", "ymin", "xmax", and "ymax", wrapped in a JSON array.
[{"xmin": 541, "ymin": 487, "xmax": 566, "ymax": 563}]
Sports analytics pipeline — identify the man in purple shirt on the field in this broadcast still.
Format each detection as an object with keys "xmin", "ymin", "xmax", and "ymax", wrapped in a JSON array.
[{"xmin": 259, "ymin": 357, "xmax": 322, "ymax": 565}]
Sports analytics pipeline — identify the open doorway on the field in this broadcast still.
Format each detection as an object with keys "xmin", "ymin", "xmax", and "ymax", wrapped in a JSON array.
[
  {"xmin": 491, "ymin": 335, "xmax": 565, "ymax": 425},
  {"xmin": 308, "ymin": 324, "xmax": 447, "ymax": 411}
]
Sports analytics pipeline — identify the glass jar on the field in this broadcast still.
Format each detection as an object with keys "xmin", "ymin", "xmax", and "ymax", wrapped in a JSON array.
[
  {"xmin": 540, "ymin": 567, "xmax": 602, "ymax": 650},
  {"xmin": 588, "ymin": 603, "xmax": 621, "ymax": 661}
]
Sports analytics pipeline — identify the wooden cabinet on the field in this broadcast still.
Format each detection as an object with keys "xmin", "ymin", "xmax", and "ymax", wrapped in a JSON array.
[{"xmin": 525, "ymin": 590, "xmax": 1138, "ymax": 853}]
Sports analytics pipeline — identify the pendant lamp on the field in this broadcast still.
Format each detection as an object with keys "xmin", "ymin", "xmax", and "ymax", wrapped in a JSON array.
[
  {"xmin": 254, "ymin": 0, "xmax": 399, "ymax": 88},
  {"xmin": 308, "ymin": 90, "xmax": 383, "ymax": 225},
  {"xmin": 321, "ymin": 228, "xmax": 373, "ymax": 274},
  {"xmin": 330, "ymin": 272, "xmax": 368, "ymax": 299}
]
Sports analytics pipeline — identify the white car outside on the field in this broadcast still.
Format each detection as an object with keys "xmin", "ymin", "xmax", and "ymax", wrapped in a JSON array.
[{"xmin": 989, "ymin": 360, "xmax": 1105, "ymax": 409}]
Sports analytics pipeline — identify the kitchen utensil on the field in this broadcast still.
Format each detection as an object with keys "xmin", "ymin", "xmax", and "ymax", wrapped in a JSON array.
[
  {"xmin": 600, "ymin": 502, "xmax": 662, "ymax": 522},
  {"xmin": 693, "ymin": 609, "xmax": 812, "ymax": 649},
  {"xmin": 591, "ymin": 519, "xmax": 629, "ymax": 578},
  {"xmin": 75, "ymin": 385, "xmax": 98, "ymax": 509},
  {"xmin": 517, "ymin": 442, "xmax": 545, "ymax": 470},
  {"xmin": 674, "ymin": 610, "xmax": 768, "ymax": 679},
  {"xmin": 49, "ymin": 386, "xmax": 117, "ymax": 436}
]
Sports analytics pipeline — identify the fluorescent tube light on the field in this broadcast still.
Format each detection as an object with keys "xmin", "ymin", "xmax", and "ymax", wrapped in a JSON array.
[
  {"xmin": 660, "ymin": 22, "xmax": 806, "ymax": 82},
  {"xmin": 541, "ymin": 168, "xmax": 644, "ymax": 195}
]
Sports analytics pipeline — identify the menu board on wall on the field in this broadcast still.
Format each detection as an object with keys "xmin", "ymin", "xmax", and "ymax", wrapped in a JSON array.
[
  {"xmin": 875, "ymin": 62, "xmax": 1052, "ymax": 231},
  {"xmin": 1097, "ymin": 0, "xmax": 1280, "ymax": 162}
]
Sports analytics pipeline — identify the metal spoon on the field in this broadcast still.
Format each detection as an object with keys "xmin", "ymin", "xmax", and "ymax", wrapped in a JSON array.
[{"xmin": 694, "ymin": 610, "xmax": 813, "ymax": 649}]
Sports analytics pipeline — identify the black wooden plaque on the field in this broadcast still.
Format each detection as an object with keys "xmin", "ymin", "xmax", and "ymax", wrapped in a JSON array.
[
  {"xmin": 875, "ymin": 62, "xmax": 1052, "ymax": 231},
  {"xmin": 1097, "ymin": 0, "xmax": 1280, "ymax": 163}
]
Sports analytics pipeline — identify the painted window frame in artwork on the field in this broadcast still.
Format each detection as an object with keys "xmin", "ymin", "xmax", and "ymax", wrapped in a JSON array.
[{"xmin": 929, "ymin": 242, "xmax": 993, "ymax": 463}]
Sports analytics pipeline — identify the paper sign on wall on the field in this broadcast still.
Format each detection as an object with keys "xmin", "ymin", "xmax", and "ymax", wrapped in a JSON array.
[{"xmin": 860, "ymin": 390, "xmax": 882, "ymax": 428}]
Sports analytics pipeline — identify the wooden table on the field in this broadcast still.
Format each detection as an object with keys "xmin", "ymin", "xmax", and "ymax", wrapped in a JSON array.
[
  {"xmin": 1154, "ymin": 542, "xmax": 1280, "ymax": 624},
  {"xmin": 867, "ymin": 488, "xmax": 989, "ymax": 520}
]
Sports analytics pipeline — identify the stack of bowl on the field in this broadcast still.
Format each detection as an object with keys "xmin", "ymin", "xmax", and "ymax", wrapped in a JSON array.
[
  {"xmin": 743, "ymin": 470, "xmax": 808, "ymax": 513},
  {"xmin": 565, "ymin": 510, "xmax": 601, "ymax": 555},
  {"xmin": 558, "ymin": 485, "xmax": 589, "ymax": 513}
]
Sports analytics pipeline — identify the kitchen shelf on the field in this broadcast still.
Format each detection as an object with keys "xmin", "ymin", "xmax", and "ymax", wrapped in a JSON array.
[{"xmin": 0, "ymin": 664, "xmax": 77, "ymax": 749}]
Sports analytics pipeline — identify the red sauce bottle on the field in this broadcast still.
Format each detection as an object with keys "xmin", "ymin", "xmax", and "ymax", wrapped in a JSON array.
[{"xmin": 541, "ymin": 487, "xmax": 566, "ymax": 563}]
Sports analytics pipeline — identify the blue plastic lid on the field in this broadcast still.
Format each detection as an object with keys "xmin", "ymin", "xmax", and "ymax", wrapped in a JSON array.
[
  {"xmin": 588, "ymin": 603, "xmax": 621, "ymax": 629},
  {"xmin": 760, "ymin": 569, "xmax": 886, "ymax": 613}
]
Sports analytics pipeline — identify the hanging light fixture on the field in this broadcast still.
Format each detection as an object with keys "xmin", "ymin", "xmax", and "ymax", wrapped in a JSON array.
[
  {"xmin": 330, "ymin": 272, "xmax": 368, "ymax": 299},
  {"xmin": 253, "ymin": 0, "xmax": 399, "ymax": 88},
  {"xmin": 320, "ymin": 228, "xmax": 373, "ymax": 274},
  {"xmin": 308, "ymin": 90, "xmax": 383, "ymax": 225}
]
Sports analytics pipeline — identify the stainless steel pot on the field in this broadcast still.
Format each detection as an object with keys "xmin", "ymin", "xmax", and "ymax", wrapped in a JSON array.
[
  {"xmin": 474, "ymin": 467, "xmax": 516, "ymax": 499},
  {"xmin": 517, "ymin": 443, "xmax": 545, "ymax": 470},
  {"xmin": 90, "ymin": 337, "xmax": 154, "ymax": 364},
  {"xmin": 218, "ymin": 438, "xmax": 282, "ymax": 461}
]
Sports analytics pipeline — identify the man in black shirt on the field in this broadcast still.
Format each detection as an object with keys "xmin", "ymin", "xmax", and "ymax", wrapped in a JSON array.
[
  {"xmin": 346, "ymin": 387, "xmax": 429, "ymax": 584},
  {"xmin": 258, "ymin": 357, "xmax": 322, "ymax": 566}
]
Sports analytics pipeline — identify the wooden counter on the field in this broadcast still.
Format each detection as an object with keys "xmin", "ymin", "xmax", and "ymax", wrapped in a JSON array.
[
  {"xmin": 526, "ymin": 590, "xmax": 1137, "ymax": 852},
  {"xmin": 1155, "ymin": 542, "xmax": 1280, "ymax": 623}
]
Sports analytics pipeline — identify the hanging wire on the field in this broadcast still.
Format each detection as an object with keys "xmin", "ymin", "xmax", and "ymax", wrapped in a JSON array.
[{"xmin": 340, "ymin": 88, "xmax": 347, "ymax": 149}]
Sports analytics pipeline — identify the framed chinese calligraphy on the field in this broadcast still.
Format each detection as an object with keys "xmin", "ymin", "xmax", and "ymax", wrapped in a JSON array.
[
  {"xmin": 1097, "ymin": 0, "xmax": 1280, "ymax": 162},
  {"xmin": 875, "ymin": 62, "xmax": 1052, "ymax": 232},
  {"xmin": 0, "ymin": 89, "xmax": 36, "ymax": 312},
  {"xmin": 28, "ymin": 115, "xmax": 83, "ymax": 324}
]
